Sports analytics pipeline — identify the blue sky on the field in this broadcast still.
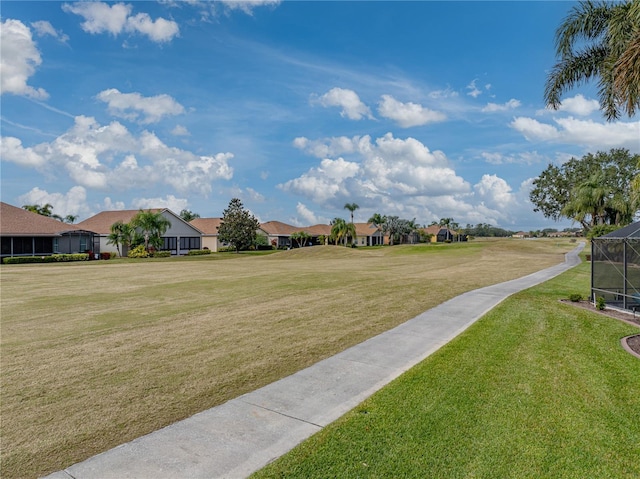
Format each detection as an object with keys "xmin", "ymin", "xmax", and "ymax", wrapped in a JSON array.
[{"xmin": 1, "ymin": 1, "xmax": 639, "ymax": 231}]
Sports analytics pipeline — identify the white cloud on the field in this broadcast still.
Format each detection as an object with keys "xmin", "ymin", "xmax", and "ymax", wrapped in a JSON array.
[
  {"xmin": 132, "ymin": 195, "xmax": 189, "ymax": 212},
  {"xmin": 31, "ymin": 20, "xmax": 69, "ymax": 43},
  {"xmin": 5, "ymin": 115, "xmax": 234, "ymax": 196},
  {"xmin": 511, "ymin": 116, "xmax": 640, "ymax": 151},
  {"xmin": 219, "ymin": 0, "xmax": 281, "ymax": 15},
  {"xmin": 1, "ymin": 136, "xmax": 46, "ymax": 167},
  {"xmin": 315, "ymin": 87, "xmax": 373, "ymax": 120},
  {"xmin": 62, "ymin": 2, "xmax": 179, "ymax": 43},
  {"xmin": 0, "ymin": 19, "xmax": 48, "ymax": 99},
  {"xmin": 102, "ymin": 197, "xmax": 126, "ymax": 210},
  {"xmin": 293, "ymin": 135, "xmax": 360, "ymax": 158},
  {"xmin": 481, "ymin": 151, "xmax": 546, "ymax": 166},
  {"xmin": 377, "ymin": 95, "xmax": 446, "ymax": 127},
  {"xmin": 294, "ymin": 202, "xmax": 327, "ymax": 226},
  {"xmin": 97, "ymin": 89, "xmax": 186, "ymax": 124},
  {"xmin": 171, "ymin": 125, "xmax": 190, "ymax": 136},
  {"xmin": 556, "ymin": 94, "xmax": 600, "ymax": 116},
  {"xmin": 474, "ymin": 174, "xmax": 514, "ymax": 211},
  {"xmin": 17, "ymin": 186, "xmax": 90, "ymax": 219},
  {"xmin": 280, "ymin": 133, "xmax": 469, "ymax": 207},
  {"xmin": 466, "ymin": 79, "xmax": 481, "ymax": 98},
  {"xmin": 482, "ymin": 99, "xmax": 521, "ymax": 113}
]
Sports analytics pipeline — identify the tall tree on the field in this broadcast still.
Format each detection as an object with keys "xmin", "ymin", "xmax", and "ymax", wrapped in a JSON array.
[
  {"xmin": 544, "ymin": 0, "xmax": 640, "ymax": 120},
  {"xmin": 344, "ymin": 203, "xmax": 359, "ymax": 225},
  {"xmin": 330, "ymin": 218, "xmax": 347, "ymax": 246},
  {"xmin": 530, "ymin": 148, "xmax": 638, "ymax": 231},
  {"xmin": 130, "ymin": 210, "xmax": 171, "ymax": 251},
  {"xmin": 180, "ymin": 209, "xmax": 200, "ymax": 222},
  {"xmin": 218, "ymin": 198, "xmax": 260, "ymax": 253}
]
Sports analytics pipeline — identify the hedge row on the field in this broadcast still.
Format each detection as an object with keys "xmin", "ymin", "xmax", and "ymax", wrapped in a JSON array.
[{"xmin": 2, "ymin": 253, "xmax": 90, "ymax": 264}]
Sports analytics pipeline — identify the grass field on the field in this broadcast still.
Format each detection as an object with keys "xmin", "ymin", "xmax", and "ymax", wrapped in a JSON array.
[
  {"xmin": 253, "ymin": 262, "xmax": 640, "ymax": 479},
  {"xmin": 1, "ymin": 239, "xmax": 576, "ymax": 478}
]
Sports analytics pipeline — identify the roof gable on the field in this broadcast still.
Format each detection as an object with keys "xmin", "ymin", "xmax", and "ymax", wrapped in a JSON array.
[{"xmin": 190, "ymin": 218, "xmax": 222, "ymax": 235}]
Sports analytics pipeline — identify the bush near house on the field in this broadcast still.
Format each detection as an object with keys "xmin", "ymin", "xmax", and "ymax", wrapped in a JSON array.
[
  {"xmin": 187, "ymin": 249, "xmax": 212, "ymax": 256},
  {"xmin": 2, "ymin": 254, "xmax": 90, "ymax": 264}
]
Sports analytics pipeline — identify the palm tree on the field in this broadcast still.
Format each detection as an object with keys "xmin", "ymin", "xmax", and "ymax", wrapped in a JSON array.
[
  {"xmin": 330, "ymin": 218, "xmax": 347, "ymax": 246},
  {"xmin": 22, "ymin": 203, "xmax": 54, "ymax": 217},
  {"xmin": 107, "ymin": 221, "xmax": 125, "ymax": 257},
  {"xmin": 130, "ymin": 210, "xmax": 172, "ymax": 251},
  {"xmin": 544, "ymin": 0, "xmax": 640, "ymax": 120},
  {"xmin": 562, "ymin": 173, "xmax": 610, "ymax": 230},
  {"xmin": 344, "ymin": 203, "xmax": 359, "ymax": 225},
  {"xmin": 368, "ymin": 213, "xmax": 386, "ymax": 245},
  {"xmin": 180, "ymin": 209, "xmax": 200, "ymax": 222}
]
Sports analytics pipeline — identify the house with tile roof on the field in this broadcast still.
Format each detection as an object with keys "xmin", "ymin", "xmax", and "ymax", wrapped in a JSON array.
[
  {"xmin": 189, "ymin": 218, "xmax": 222, "ymax": 252},
  {"xmin": 352, "ymin": 222, "xmax": 386, "ymax": 246},
  {"xmin": 0, "ymin": 202, "xmax": 98, "ymax": 259},
  {"xmin": 420, "ymin": 225, "xmax": 463, "ymax": 243},
  {"xmin": 76, "ymin": 208, "xmax": 204, "ymax": 256},
  {"xmin": 259, "ymin": 221, "xmax": 306, "ymax": 249}
]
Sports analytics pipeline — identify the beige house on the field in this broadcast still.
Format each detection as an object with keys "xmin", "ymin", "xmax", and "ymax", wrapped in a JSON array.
[
  {"xmin": 352, "ymin": 223, "xmax": 385, "ymax": 246},
  {"xmin": 189, "ymin": 218, "xmax": 222, "ymax": 252}
]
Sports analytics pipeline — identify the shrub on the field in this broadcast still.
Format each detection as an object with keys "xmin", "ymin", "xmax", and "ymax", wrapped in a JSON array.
[
  {"xmin": 127, "ymin": 245, "xmax": 149, "ymax": 258},
  {"xmin": 569, "ymin": 293, "xmax": 582, "ymax": 302},
  {"xmin": 595, "ymin": 296, "xmax": 606, "ymax": 310},
  {"xmin": 100, "ymin": 252, "xmax": 112, "ymax": 260},
  {"xmin": 2, "ymin": 254, "xmax": 89, "ymax": 264},
  {"xmin": 187, "ymin": 249, "xmax": 212, "ymax": 256},
  {"xmin": 151, "ymin": 251, "xmax": 171, "ymax": 258}
]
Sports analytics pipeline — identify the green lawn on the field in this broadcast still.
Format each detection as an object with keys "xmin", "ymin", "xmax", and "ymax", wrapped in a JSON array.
[
  {"xmin": 253, "ymin": 262, "xmax": 640, "ymax": 479},
  {"xmin": 0, "ymin": 239, "xmax": 582, "ymax": 478}
]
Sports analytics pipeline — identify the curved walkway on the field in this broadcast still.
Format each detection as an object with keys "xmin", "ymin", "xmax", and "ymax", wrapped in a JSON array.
[{"xmin": 44, "ymin": 244, "xmax": 584, "ymax": 479}]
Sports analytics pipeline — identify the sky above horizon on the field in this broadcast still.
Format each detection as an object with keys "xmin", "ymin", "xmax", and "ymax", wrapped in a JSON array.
[{"xmin": 1, "ymin": 1, "xmax": 639, "ymax": 231}]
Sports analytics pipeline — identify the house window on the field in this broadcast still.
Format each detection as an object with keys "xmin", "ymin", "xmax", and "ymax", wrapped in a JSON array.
[
  {"xmin": 79, "ymin": 237, "xmax": 88, "ymax": 252},
  {"xmin": 53, "ymin": 238, "xmax": 59, "ymax": 253},
  {"xmin": 163, "ymin": 237, "xmax": 177, "ymax": 251},
  {"xmin": 1, "ymin": 237, "xmax": 11, "ymax": 256},
  {"xmin": 34, "ymin": 237, "xmax": 53, "ymax": 254},
  {"xmin": 180, "ymin": 237, "xmax": 201, "ymax": 250},
  {"xmin": 13, "ymin": 237, "xmax": 33, "ymax": 255}
]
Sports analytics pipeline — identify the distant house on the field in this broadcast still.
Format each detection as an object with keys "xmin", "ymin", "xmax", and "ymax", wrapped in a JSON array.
[
  {"xmin": 512, "ymin": 231, "xmax": 531, "ymax": 239},
  {"xmin": 353, "ymin": 223, "xmax": 385, "ymax": 246},
  {"xmin": 420, "ymin": 225, "xmax": 461, "ymax": 243},
  {"xmin": 259, "ymin": 221, "xmax": 304, "ymax": 249},
  {"xmin": 189, "ymin": 218, "xmax": 222, "ymax": 252},
  {"xmin": 0, "ymin": 202, "xmax": 97, "ymax": 259},
  {"xmin": 76, "ymin": 208, "xmax": 203, "ymax": 256}
]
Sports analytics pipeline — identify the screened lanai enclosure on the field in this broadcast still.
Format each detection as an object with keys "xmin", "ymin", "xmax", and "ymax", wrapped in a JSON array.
[{"xmin": 591, "ymin": 222, "xmax": 640, "ymax": 313}]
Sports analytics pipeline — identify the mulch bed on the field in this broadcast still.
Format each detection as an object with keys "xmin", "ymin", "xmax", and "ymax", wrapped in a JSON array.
[{"xmin": 559, "ymin": 299, "xmax": 640, "ymax": 358}]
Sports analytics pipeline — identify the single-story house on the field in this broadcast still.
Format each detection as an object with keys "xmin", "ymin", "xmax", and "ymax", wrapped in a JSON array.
[
  {"xmin": 76, "ymin": 208, "xmax": 204, "ymax": 256},
  {"xmin": 0, "ymin": 202, "xmax": 97, "ymax": 259},
  {"xmin": 512, "ymin": 231, "xmax": 531, "ymax": 239},
  {"xmin": 353, "ymin": 223, "xmax": 386, "ymax": 246},
  {"xmin": 421, "ymin": 225, "xmax": 461, "ymax": 243},
  {"xmin": 259, "ymin": 221, "xmax": 304, "ymax": 248},
  {"xmin": 189, "ymin": 217, "xmax": 222, "ymax": 252}
]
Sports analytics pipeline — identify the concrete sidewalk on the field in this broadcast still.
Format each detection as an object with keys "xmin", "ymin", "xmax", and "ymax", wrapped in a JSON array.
[{"xmin": 44, "ymin": 244, "xmax": 584, "ymax": 479}]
